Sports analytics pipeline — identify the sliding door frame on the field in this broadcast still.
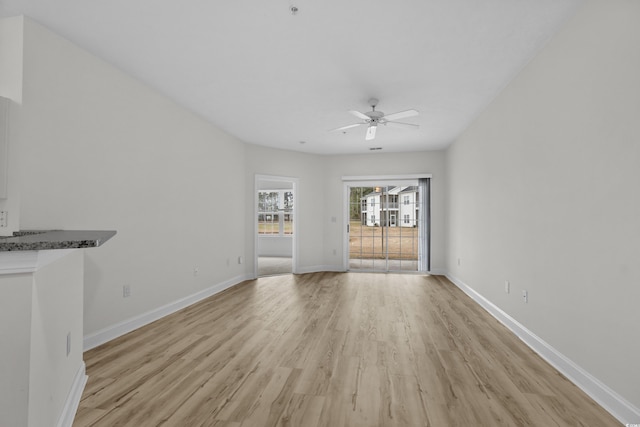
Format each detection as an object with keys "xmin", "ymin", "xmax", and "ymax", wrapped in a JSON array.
[{"xmin": 342, "ymin": 174, "xmax": 432, "ymax": 273}]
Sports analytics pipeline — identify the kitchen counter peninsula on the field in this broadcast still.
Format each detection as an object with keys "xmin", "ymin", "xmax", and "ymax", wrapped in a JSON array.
[
  {"xmin": 0, "ymin": 229, "xmax": 116, "ymax": 427},
  {"xmin": 0, "ymin": 229, "xmax": 116, "ymax": 251}
]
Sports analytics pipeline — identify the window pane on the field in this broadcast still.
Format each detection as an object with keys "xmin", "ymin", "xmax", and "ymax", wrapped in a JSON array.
[{"xmin": 258, "ymin": 191, "xmax": 280, "ymax": 234}]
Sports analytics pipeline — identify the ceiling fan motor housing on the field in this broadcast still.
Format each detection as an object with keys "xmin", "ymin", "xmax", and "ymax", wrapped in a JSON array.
[{"xmin": 367, "ymin": 110, "xmax": 384, "ymax": 123}]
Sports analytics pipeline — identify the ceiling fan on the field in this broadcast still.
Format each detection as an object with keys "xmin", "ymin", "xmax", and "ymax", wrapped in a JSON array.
[{"xmin": 331, "ymin": 98, "xmax": 419, "ymax": 140}]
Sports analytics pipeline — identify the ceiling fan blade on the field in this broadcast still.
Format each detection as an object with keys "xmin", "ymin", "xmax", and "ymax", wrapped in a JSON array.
[
  {"xmin": 385, "ymin": 121, "xmax": 420, "ymax": 129},
  {"xmin": 384, "ymin": 109, "xmax": 419, "ymax": 121},
  {"xmin": 330, "ymin": 123, "xmax": 364, "ymax": 132},
  {"xmin": 349, "ymin": 110, "xmax": 371, "ymax": 121},
  {"xmin": 365, "ymin": 124, "xmax": 377, "ymax": 141}
]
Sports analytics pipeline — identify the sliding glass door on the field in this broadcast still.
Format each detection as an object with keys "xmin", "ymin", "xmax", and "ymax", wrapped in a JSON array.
[{"xmin": 347, "ymin": 180, "xmax": 428, "ymax": 272}]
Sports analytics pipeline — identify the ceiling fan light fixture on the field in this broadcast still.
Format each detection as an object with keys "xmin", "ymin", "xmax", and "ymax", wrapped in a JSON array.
[{"xmin": 366, "ymin": 124, "xmax": 377, "ymax": 140}]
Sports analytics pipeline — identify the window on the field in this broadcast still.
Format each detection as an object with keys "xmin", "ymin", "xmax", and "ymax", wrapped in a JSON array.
[
  {"xmin": 258, "ymin": 191, "xmax": 280, "ymax": 234},
  {"xmin": 282, "ymin": 191, "xmax": 293, "ymax": 235},
  {"xmin": 388, "ymin": 194, "xmax": 398, "ymax": 209},
  {"xmin": 258, "ymin": 190, "xmax": 294, "ymax": 235},
  {"xmin": 404, "ymin": 214, "xmax": 410, "ymax": 224},
  {"xmin": 403, "ymin": 195, "xmax": 410, "ymax": 205}
]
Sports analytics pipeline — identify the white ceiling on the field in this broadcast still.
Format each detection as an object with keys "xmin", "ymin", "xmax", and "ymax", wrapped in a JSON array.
[{"xmin": 0, "ymin": 0, "xmax": 582, "ymax": 155}]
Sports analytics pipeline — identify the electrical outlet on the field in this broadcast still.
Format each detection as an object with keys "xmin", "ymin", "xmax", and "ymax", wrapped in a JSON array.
[
  {"xmin": 123, "ymin": 284, "xmax": 131, "ymax": 298},
  {"xmin": 522, "ymin": 290, "xmax": 528, "ymax": 303},
  {"xmin": 505, "ymin": 281, "xmax": 510, "ymax": 294},
  {"xmin": 0, "ymin": 211, "xmax": 7, "ymax": 228}
]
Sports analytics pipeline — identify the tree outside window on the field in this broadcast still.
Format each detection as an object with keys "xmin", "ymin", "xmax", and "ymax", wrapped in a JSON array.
[{"xmin": 258, "ymin": 190, "xmax": 294, "ymax": 235}]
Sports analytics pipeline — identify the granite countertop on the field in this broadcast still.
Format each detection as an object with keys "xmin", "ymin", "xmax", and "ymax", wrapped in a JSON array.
[{"xmin": 0, "ymin": 230, "xmax": 117, "ymax": 252}]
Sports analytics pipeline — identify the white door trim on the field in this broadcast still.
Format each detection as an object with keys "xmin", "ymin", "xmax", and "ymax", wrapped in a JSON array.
[
  {"xmin": 342, "ymin": 174, "xmax": 432, "ymax": 182},
  {"xmin": 344, "ymin": 179, "xmax": 426, "ymax": 272}
]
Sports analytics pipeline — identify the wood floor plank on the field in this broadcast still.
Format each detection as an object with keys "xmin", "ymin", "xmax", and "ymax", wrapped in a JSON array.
[
  {"xmin": 347, "ymin": 360, "xmax": 381, "ymax": 427},
  {"xmin": 234, "ymin": 367, "xmax": 298, "ymax": 427},
  {"xmin": 105, "ymin": 360, "xmax": 216, "ymax": 426},
  {"xmin": 73, "ymin": 273, "xmax": 622, "ymax": 427},
  {"xmin": 315, "ymin": 355, "xmax": 359, "ymax": 427},
  {"xmin": 277, "ymin": 393, "xmax": 325, "ymax": 427},
  {"xmin": 71, "ymin": 407, "xmax": 107, "ymax": 426},
  {"xmin": 293, "ymin": 329, "xmax": 346, "ymax": 396},
  {"xmin": 378, "ymin": 370, "xmax": 430, "ymax": 427},
  {"xmin": 215, "ymin": 364, "xmax": 279, "ymax": 422},
  {"xmin": 413, "ymin": 350, "xmax": 456, "ymax": 406}
]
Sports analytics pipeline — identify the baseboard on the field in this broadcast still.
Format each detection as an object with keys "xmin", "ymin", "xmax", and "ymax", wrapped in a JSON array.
[
  {"xmin": 83, "ymin": 274, "xmax": 252, "ymax": 351},
  {"xmin": 294, "ymin": 267, "xmax": 445, "ymax": 275},
  {"xmin": 295, "ymin": 265, "xmax": 346, "ymax": 274},
  {"xmin": 56, "ymin": 362, "xmax": 87, "ymax": 427},
  {"xmin": 446, "ymin": 273, "xmax": 640, "ymax": 425}
]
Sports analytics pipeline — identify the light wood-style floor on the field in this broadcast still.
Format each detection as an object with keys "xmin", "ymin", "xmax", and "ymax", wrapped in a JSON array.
[{"xmin": 73, "ymin": 273, "xmax": 621, "ymax": 426}]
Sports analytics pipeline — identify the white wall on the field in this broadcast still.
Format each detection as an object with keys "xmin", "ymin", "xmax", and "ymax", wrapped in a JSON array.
[
  {"xmin": 29, "ymin": 249, "xmax": 84, "ymax": 427},
  {"xmin": 14, "ymin": 18, "xmax": 247, "ymax": 336},
  {"xmin": 257, "ymin": 235, "xmax": 293, "ymax": 257},
  {"xmin": 0, "ymin": 16, "xmax": 23, "ymax": 103},
  {"xmin": 0, "ymin": 17, "xmax": 23, "ymax": 235},
  {"xmin": 446, "ymin": 0, "xmax": 640, "ymax": 413},
  {"xmin": 0, "ymin": 272, "xmax": 31, "ymax": 427}
]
